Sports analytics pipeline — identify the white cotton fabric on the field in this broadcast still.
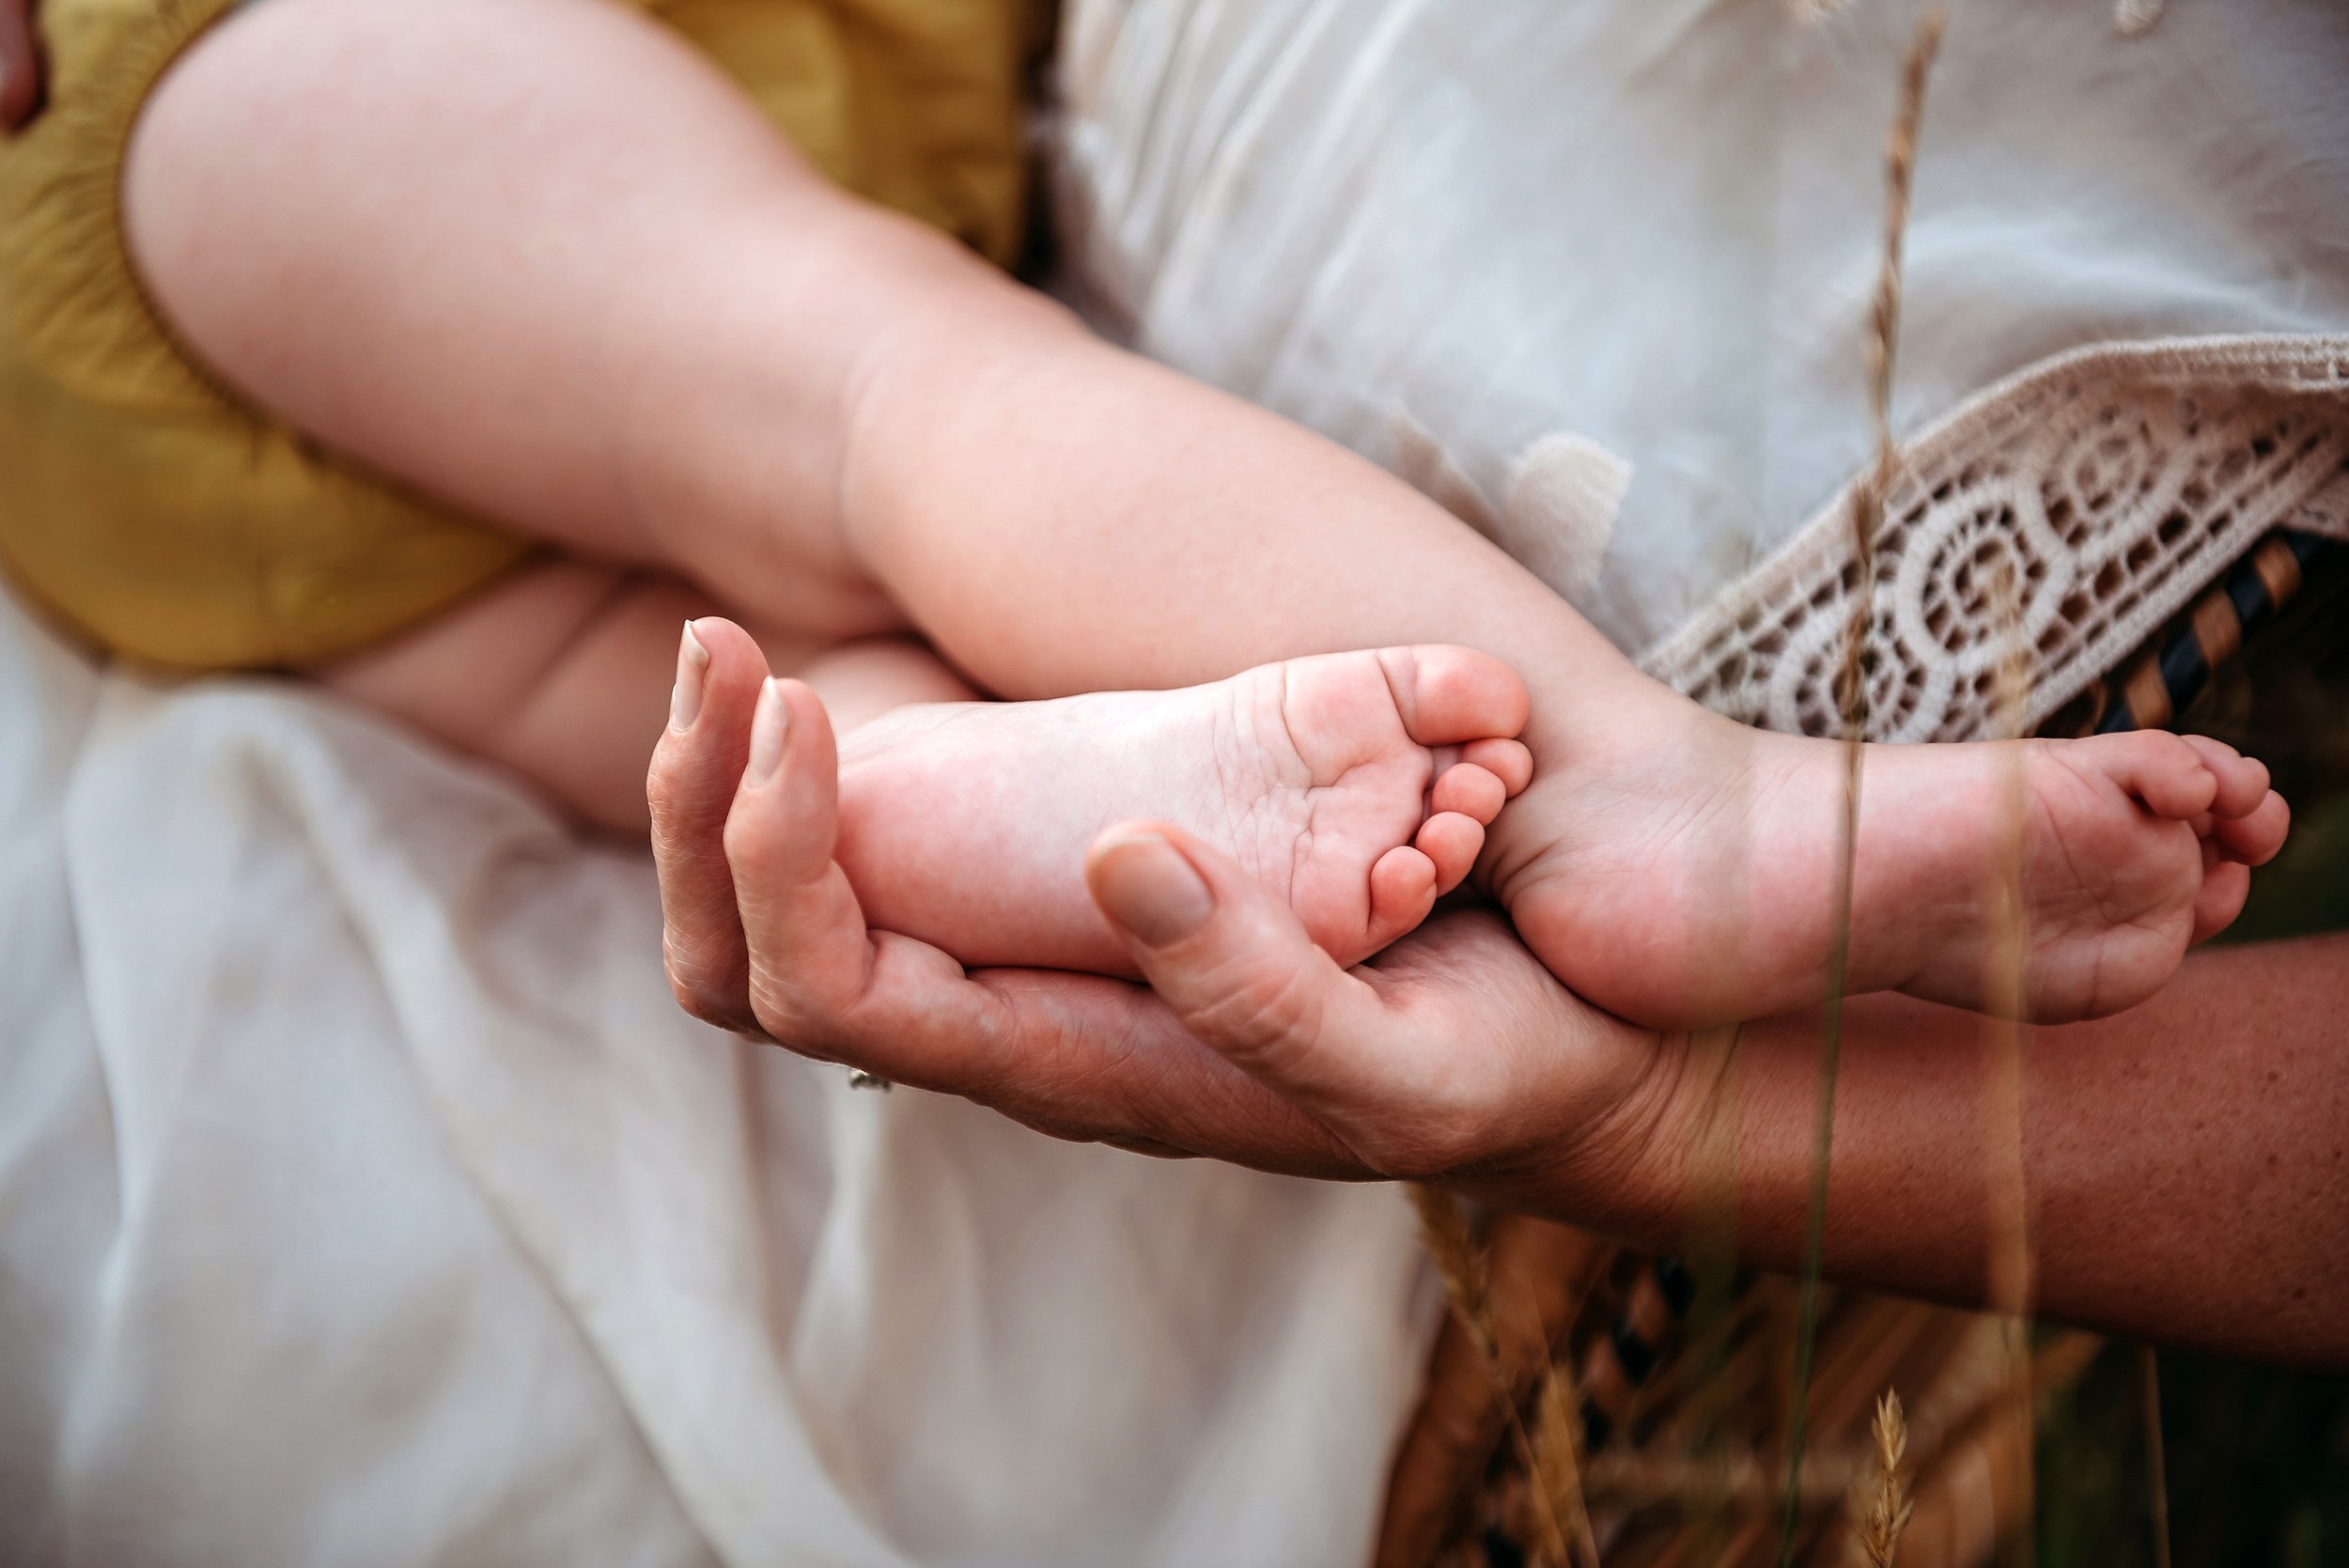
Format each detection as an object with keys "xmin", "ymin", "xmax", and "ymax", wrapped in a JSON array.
[
  {"xmin": 0, "ymin": 582, "xmax": 1434, "ymax": 1568},
  {"xmin": 1050, "ymin": 0, "xmax": 2349, "ymax": 657}
]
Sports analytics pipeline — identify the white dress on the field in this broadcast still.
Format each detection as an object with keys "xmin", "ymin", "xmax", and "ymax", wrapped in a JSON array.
[{"xmin": 1050, "ymin": 0, "xmax": 2349, "ymax": 660}]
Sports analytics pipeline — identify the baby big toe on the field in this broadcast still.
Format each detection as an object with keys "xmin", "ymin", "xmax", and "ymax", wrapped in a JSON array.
[{"xmin": 1381, "ymin": 644, "xmax": 1532, "ymax": 747}]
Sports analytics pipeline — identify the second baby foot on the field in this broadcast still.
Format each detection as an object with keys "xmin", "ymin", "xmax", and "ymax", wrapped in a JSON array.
[
  {"xmin": 829, "ymin": 646, "xmax": 1533, "ymax": 973},
  {"xmin": 1486, "ymin": 704, "xmax": 2290, "ymax": 1029}
]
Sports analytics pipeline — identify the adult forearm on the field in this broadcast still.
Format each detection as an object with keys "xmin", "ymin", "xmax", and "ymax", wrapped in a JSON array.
[{"xmin": 1531, "ymin": 936, "xmax": 2349, "ymax": 1367}]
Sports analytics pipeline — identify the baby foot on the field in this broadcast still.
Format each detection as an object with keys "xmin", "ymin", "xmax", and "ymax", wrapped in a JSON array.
[
  {"xmin": 825, "ymin": 646, "xmax": 1532, "ymax": 973},
  {"xmin": 1486, "ymin": 705, "xmax": 2289, "ymax": 1028}
]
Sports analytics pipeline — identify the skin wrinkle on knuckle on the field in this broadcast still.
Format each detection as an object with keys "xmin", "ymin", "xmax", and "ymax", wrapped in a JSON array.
[
  {"xmin": 668, "ymin": 970, "xmax": 747, "ymax": 1032},
  {"xmin": 744, "ymin": 939, "xmax": 861, "ymax": 1034},
  {"xmin": 1142, "ymin": 1054, "xmax": 1267, "ymax": 1153},
  {"xmin": 664, "ymin": 944, "xmax": 752, "ymax": 1029},
  {"xmin": 646, "ymin": 736, "xmax": 735, "ymax": 821},
  {"xmin": 744, "ymin": 972, "xmax": 834, "ymax": 1055},
  {"xmin": 720, "ymin": 815, "xmax": 790, "ymax": 882},
  {"xmin": 655, "ymin": 814, "xmax": 742, "ymax": 878}
]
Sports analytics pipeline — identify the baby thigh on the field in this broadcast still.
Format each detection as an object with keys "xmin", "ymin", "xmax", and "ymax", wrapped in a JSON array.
[{"xmin": 122, "ymin": 0, "xmax": 906, "ymax": 629}]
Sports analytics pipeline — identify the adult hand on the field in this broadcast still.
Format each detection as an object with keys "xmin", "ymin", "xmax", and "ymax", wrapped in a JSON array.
[
  {"xmin": 1, "ymin": 0, "xmax": 40, "ymax": 130},
  {"xmin": 647, "ymin": 620, "xmax": 2349, "ymax": 1368},
  {"xmin": 647, "ymin": 618, "xmax": 1668, "ymax": 1191}
]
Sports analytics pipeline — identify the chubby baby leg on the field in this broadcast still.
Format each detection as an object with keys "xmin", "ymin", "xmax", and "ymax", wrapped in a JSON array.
[{"xmin": 316, "ymin": 562, "xmax": 971, "ymax": 833}]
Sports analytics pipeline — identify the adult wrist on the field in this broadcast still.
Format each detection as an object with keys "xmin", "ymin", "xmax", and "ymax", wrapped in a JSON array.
[{"xmin": 1471, "ymin": 1019, "xmax": 1693, "ymax": 1245}]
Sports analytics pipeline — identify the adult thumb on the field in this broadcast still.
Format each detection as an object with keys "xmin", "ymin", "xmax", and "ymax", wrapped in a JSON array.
[{"xmin": 1085, "ymin": 822, "xmax": 1398, "ymax": 1114}]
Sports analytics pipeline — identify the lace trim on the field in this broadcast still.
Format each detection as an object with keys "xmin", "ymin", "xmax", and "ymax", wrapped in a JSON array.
[{"xmin": 1640, "ymin": 334, "xmax": 2349, "ymax": 743}]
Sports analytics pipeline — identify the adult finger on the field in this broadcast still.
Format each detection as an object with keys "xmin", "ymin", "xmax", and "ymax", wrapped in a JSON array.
[
  {"xmin": 723, "ymin": 674, "xmax": 915, "ymax": 1031},
  {"xmin": 1088, "ymin": 821, "xmax": 1667, "ymax": 1181},
  {"xmin": 1086, "ymin": 823, "xmax": 1403, "ymax": 1112},
  {"xmin": 1085, "ymin": 821, "xmax": 1534, "ymax": 1177},
  {"xmin": 647, "ymin": 616, "xmax": 769, "ymax": 1033}
]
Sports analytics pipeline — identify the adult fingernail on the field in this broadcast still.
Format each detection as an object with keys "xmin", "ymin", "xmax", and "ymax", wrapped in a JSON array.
[
  {"xmin": 669, "ymin": 620, "xmax": 710, "ymax": 733},
  {"xmin": 746, "ymin": 677, "xmax": 789, "ymax": 784},
  {"xmin": 1092, "ymin": 830, "xmax": 1215, "ymax": 946}
]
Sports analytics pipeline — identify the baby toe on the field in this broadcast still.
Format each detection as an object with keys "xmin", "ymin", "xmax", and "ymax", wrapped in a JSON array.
[
  {"xmin": 2090, "ymin": 730, "xmax": 2219, "ymax": 821},
  {"xmin": 2214, "ymin": 788, "xmax": 2291, "ymax": 866},
  {"xmin": 1411, "ymin": 811, "xmax": 1486, "ymax": 895},
  {"xmin": 2191, "ymin": 859, "xmax": 2252, "ymax": 944},
  {"xmin": 2181, "ymin": 735, "xmax": 2272, "ymax": 819},
  {"xmin": 1430, "ymin": 761, "xmax": 1507, "ymax": 825},
  {"xmin": 1459, "ymin": 737, "xmax": 1534, "ymax": 797},
  {"xmin": 1365, "ymin": 844, "xmax": 1441, "ymax": 950},
  {"xmin": 1380, "ymin": 645, "xmax": 1532, "ymax": 747}
]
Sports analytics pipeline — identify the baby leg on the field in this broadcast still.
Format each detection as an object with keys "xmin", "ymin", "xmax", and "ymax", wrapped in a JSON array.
[
  {"xmin": 318, "ymin": 562, "xmax": 972, "ymax": 833},
  {"xmin": 324, "ymin": 575, "xmax": 1534, "ymax": 973},
  {"xmin": 123, "ymin": 0, "xmax": 1629, "ymax": 707},
  {"xmin": 124, "ymin": 0, "xmax": 2284, "ymax": 1019}
]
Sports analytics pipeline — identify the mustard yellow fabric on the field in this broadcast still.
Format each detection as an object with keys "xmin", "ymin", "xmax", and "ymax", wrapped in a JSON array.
[{"xmin": 0, "ymin": 0, "xmax": 1040, "ymax": 670}]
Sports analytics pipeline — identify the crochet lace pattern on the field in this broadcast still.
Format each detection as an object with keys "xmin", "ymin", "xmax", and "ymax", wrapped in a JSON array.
[{"xmin": 1641, "ymin": 335, "xmax": 2349, "ymax": 744}]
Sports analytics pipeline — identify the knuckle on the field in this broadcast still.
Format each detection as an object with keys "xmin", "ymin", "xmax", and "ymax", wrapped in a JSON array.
[
  {"xmin": 720, "ymin": 806, "xmax": 789, "ymax": 883},
  {"xmin": 741, "ymin": 972, "xmax": 801, "ymax": 1039},
  {"xmin": 646, "ymin": 730, "xmax": 714, "ymax": 820},
  {"xmin": 663, "ymin": 970, "xmax": 731, "ymax": 1030},
  {"xmin": 645, "ymin": 755, "xmax": 686, "ymax": 831},
  {"xmin": 662, "ymin": 945, "xmax": 753, "ymax": 1033},
  {"xmin": 651, "ymin": 732, "xmax": 751, "ymax": 842},
  {"xmin": 743, "ymin": 966, "xmax": 855, "ymax": 1058}
]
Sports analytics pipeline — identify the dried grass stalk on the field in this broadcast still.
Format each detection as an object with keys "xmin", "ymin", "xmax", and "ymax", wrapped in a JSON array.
[
  {"xmin": 1528, "ymin": 1360, "xmax": 1601, "ymax": 1568},
  {"xmin": 2140, "ymin": 1346, "xmax": 2173, "ymax": 1568},
  {"xmin": 1897, "ymin": 1333, "xmax": 2102, "ymax": 1568},
  {"xmin": 1790, "ymin": 14, "xmax": 1944, "ymax": 1560},
  {"xmin": 1845, "ymin": 6, "xmax": 1948, "ymax": 729},
  {"xmin": 1384, "ymin": 1204, "xmax": 1610, "ymax": 1568},
  {"xmin": 1850, "ymin": 1390, "xmax": 1915, "ymax": 1567},
  {"xmin": 1978, "ymin": 557, "xmax": 2040, "ymax": 1561},
  {"xmin": 1410, "ymin": 1184, "xmax": 1495, "ymax": 1359}
]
